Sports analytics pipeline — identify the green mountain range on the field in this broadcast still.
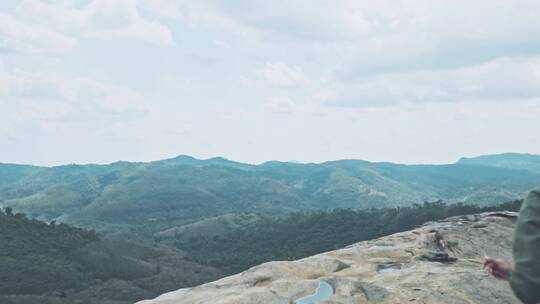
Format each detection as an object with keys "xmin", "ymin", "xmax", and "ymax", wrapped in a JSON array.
[
  {"xmin": 1, "ymin": 153, "xmax": 538, "ymax": 303},
  {"xmin": 1, "ymin": 153, "xmax": 539, "ymax": 235}
]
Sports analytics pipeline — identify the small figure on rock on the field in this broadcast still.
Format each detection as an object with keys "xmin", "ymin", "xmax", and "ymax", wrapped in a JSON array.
[{"xmin": 484, "ymin": 187, "xmax": 540, "ymax": 304}]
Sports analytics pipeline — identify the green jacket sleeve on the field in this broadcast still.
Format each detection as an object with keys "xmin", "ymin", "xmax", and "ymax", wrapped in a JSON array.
[{"xmin": 510, "ymin": 188, "xmax": 540, "ymax": 304}]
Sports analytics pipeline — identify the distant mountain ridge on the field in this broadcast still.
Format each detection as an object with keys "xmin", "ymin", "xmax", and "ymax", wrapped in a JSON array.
[
  {"xmin": 0, "ymin": 153, "xmax": 539, "ymax": 234},
  {"xmin": 458, "ymin": 153, "xmax": 540, "ymax": 172}
]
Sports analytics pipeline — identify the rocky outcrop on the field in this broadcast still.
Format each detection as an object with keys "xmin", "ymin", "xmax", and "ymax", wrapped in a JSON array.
[{"xmin": 136, "ymin": 212, "xmax": 520, "ymax": 304}]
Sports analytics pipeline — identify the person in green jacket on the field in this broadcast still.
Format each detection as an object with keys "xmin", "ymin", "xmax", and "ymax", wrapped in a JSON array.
[{"xmin": 484, "ymin": 188, "xmax": 540, "ymax": 304}]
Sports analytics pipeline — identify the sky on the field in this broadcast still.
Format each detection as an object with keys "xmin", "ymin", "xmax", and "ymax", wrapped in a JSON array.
[{"xmin": 1, "ymin": 0, "xmax": 540, "ymax": 166}]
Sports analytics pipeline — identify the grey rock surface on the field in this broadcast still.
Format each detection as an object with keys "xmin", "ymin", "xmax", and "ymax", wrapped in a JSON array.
[{"xmin": 136, "ymin": 212, "xmax": 520, "ymax": 304}]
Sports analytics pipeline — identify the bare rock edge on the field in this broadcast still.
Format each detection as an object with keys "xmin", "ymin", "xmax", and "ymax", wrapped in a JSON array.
[{"xmin": 136, "ymin": 212, "xmax": 519, "ymax": 304}]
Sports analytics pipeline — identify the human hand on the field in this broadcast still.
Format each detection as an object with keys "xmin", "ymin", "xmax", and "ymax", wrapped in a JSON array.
[{"xmin": 483, "ymin": 256, "xmax": 513, "ymax": 281}]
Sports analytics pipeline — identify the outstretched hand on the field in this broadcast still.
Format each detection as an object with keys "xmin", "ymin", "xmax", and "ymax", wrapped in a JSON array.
[{"xmin": 483, "ymin": 256, "xmax": 513, "ymax": 281}]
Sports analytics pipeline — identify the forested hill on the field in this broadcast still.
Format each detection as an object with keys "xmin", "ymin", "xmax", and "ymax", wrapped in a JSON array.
[
  {"xmin": 0, "ymin": 207, "xmax": 98, "ymax": 295},
  {"xmin": 0, "ymin": 208, "xmax": 223, "ymax": 304},
  {"xmin": 176, "ymin": 200, "xmax": 523, "ymax": 275},
  {"xmin": 0, "ymin": 153, "xmax": 539, "ymax": 232}
]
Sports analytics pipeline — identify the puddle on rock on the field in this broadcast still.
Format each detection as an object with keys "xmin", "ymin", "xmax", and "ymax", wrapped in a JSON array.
[{"xmin": 295, "ymin": 281, "xmax": 334, "ymax": 304}]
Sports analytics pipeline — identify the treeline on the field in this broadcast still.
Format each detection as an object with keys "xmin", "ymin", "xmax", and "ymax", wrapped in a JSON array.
[{"xmin": 176, "ymin": 200, "xmax": 523, "ymax": 274}]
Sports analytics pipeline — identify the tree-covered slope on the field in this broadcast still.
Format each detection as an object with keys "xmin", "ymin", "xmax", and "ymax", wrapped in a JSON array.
[
  {"xmin": 0, "ymin": 154, "xmax": 539, "ymax": 232},
  {"xmin": 175, "ymin": 200, "xmax": 523, "ymax": 275},
  {"xmin": 0, "ymin": 163, "xmax": 42, "ymax": 186},
  {"xmin": 0, "ymin": 208, "xmax": 223, "ymax": 304}
]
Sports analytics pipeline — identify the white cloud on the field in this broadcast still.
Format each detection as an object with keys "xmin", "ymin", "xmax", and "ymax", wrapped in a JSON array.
[
  {"xmin": 14, "ymin": 0, "xmax": 174, "ymax": 48},
  {"xmin": 264, "ymin": 92, "xmax": 335, "ymax": 115},
  {"xmin": 325, "ymin": 56, "xmax": 540, "ymax": 107},
  {"xmin": 138, "ymin": 0, "xmax": 182, "ymax": 18},
  {"xmin": 338, "ymin": 1, "xmax": 540, "ymax": 76},
  {"xmin": 86, "ymin": 18, "xmax": 174, "ymax": 47},
  {"xmin": 257, "ymin": 62, "xmax": 309, "ymax": 88},
  {"xmin": 85, "ymin": 0, "xmax": 174, "ymax": 46},
  {"xmin": 213, "ymin": 39, "xmax": 231, "ymax": 49},
  {"xmin": 257, "ymin": 56, "xmax": 540, "ymax": 113},
  {"xmin": 183, "ymin": 1, "xmax": 540, "ymax": 75},
  {"xmin": 0, "ymin": 12, "xmax": 78, "ymax": 54},
  {"xmin": 0, "ymin": 68, "xmax": 148, "ymax": 122},
  {"xmin": 264, "ymin": 96, "xmax": 296, "ymax": 114}
]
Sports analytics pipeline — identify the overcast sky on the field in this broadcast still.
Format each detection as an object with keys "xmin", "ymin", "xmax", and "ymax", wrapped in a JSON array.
[{"xmin": 1, "ymin": 0, "xmax": 540, "ymax": 166}]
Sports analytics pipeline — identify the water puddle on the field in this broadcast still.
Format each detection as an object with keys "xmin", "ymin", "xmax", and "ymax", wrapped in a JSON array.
[{"xmin": 295, "ymin": 281, "xmax": 334, "ymax": 304}]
